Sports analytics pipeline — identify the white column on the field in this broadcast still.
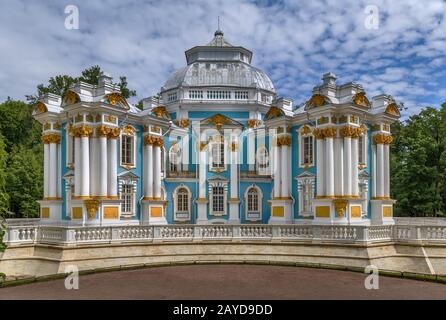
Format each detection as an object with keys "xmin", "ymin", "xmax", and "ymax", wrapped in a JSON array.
[
  {"xmin": 49, "ymin": 142, "xmax": 58, "ymax": 198},
  {"xmin": 182, "ymin": 135, "xmax": 189, "ymax": 172},
  {"xmin": 74, "ymin": 137, "xmax": 81, "ymax": 197},
  {"xmin": 334, "ymin": 137, "xmax": 344, "ymax": 196},
  {"xmin": 325, "ymin": 137, "xmax": 334, "ymax": 197},
  {"xmin": 248, "ymin": 131, "xmax": 255, "ymax": 171},
  {"xmin": 199, "ymin": 146, "xmax": 207, "ymax": 198},
  {"xmin": 316, "ymin": 137, "xmax": 325, "ymax": 196},
  {"xmin": 343, "ymin": 137, "xmax": 352, "ymax": 196},
  {"xmin": 107, "ymin": 137, "xmax": 118, "ymax": 198},
  {"xmin": 57, "ymin": 143, "xmax": 61, "ymax": 198},
  {"xmin": 153, "ymin": 145, "xmax": 161, "ymax": 199},
  {"xmin": 383, "ymin": 143, "xmax": 390, "ymax": 197},
  {"xmin": 99, "ymin": 136, "xmax": 108, "ymax": 197},
  {"xmin": 90, "ymin": 136, "xmax": 98, "ymax": 197},
  {"xmin": 43, "ymin": 143, "xmax": 50, "ymax": 198},
  {"xmin": 376, "ymin": 143, "xmax": 384, "ymax": 198},
  {"xmin": 230, "ymin": 146, "xmax": 238, "ymax": 199},
  {"xmin": 80, "ymin": 136, "xmax": 90, "ymax": 197},
  {"xmin": 273, "ymin": 139, "xmax": 281, "ymax": 198},
  {"xmin": 144, "ymin": 143, "xmax": 154, "ymax": 198},
  {"xmin": 372, "ymin": 144, "xmax": 377, "ymax": 198},
  {"xmin": 281, "ymin": 144, "xmax": 289, "ymax": 198},
  {"xmin": 351, "ymin": 137, "xmax": 359, "ymax": 197}
]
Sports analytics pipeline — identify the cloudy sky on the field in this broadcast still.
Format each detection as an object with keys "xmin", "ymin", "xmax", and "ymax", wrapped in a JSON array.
[{"xmin": 0, "ymin": 0, "xmax": 445, "ymax": 117}]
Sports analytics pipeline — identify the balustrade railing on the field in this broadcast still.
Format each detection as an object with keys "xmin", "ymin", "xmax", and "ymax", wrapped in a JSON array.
[{"xmin": 4, "ymin": 223, "xmax": 446, "ymax": 246}]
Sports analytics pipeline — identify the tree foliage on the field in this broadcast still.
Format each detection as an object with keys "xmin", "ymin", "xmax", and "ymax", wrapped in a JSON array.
[
  {"xmin": 391, "ymin": 104, "xmax": 446, "ymax": 217},
  {"xmin": 27, "ymin": 65, "xmax": 137, "ymax": 103}
]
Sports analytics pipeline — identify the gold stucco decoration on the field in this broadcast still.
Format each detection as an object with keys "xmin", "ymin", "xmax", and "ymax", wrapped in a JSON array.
[
  {"xmin": 352, "ymin": 92, "xmax": 370, "ymax": 108},
  {"xmin": 305, "ymin": 94, "xmax": 330, "ymax": 109},
  {"xmin": 64, "ymin": 90, "xmax": 81, "ymax": 105},
  {"xmin": 385, "ymin": 103, "xmax": 401, "ymax": 117},
  {"xmin": 72, "ymin": 125, "xmax": 93, "ymax": 138},
  {"xmin": 84, "ymin": 199, "xmax": 100, "ymax": 220},
  {"xmin": 373, "ymin": 134, "xmax": 393, "ymax": 145},
  {"xmin": 333, "ymin": 199, "xmax": 348, "ymax": 218},
  {"xmin": 41, "ymin": 133, "xmax": 61, "ymax": 144},
  {"xmin": 265, "ymin": 106, "xmax": 285, "ymax": 120}
]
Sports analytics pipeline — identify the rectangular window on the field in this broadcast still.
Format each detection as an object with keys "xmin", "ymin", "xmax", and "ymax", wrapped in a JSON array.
[
  {"xmin": 189, "ymin": 90, "xmax": 203, "ymax": 99},
  {"xmin": 206, "ymin": 90, "xmax": 231, "ymax": 100},
  {"xmin": 211, "ymin": 143, "xmax": 225, "ymax": 169},
  {"xmin": 212, "ymin": 187, "xmax": 224, "ymax": 213},
  {"xmin": 121, "ymin": 184, "xmax": 134, "ymax": 215},
  {"xmin": 359, "ymin": 136, "xmax": 365, "ymax": 164},
  {"xmin": 121, "ymin": 135, "xmax": 134, "ymax": 166},
  {"xmin": 177, "ymin": 194, "xmax": 188, "ymax": 212},
  {"xmin": 302, "ymin": 136, "xmax": 313, "ymax": 165},
  {"xmin": 168, "ymin": 92, "xmax": 178, "ymax": 102},
  {"xmin": 235, "ymin": 91, "xmax": 249, "ymax": 99}
]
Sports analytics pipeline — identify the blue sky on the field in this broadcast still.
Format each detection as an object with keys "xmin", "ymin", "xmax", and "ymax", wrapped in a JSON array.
[{"xmin": 0, "ymin": 0, "xmax": 445, "ymax": 117}]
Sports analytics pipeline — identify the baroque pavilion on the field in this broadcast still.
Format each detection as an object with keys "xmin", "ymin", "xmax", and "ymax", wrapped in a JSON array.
[{"xmin": 33, "ymin": 29, "xmax": 400, "ymax": 226}]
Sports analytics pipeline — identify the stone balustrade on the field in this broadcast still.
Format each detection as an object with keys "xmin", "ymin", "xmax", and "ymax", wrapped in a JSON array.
[{"xmin": 5, "ymin": 223, "xmax": 446, "ymax": 246}]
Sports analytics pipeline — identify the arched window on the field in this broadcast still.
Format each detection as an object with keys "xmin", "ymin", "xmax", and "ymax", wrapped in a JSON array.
[
  {"xmin": 169, "ymin": 144, "xmax": 182, "ymax": 173},
  {"xmin": 245, "ymin": 186, "xmax": 263, "ymax": 221},
  {"xmin": 256, "ymin": 147, "xmax": 269, "ymax": 175},
  {"xmin": 174, "ymin": 186, "xmax": 191, "ymax": 221}
]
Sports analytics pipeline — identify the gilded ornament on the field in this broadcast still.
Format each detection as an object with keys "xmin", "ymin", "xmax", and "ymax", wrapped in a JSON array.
[
  {"xmin": 373, "ymin": 134, "xmax": 393, "ymax": 145},
  {"xmin": 41, "ymin": 133, "xmax": 61, "ymax": 144},
  {"xmin": 322, "ymin": 127, "xmax": 337, "ymax": 138},
  {"xmin": 352, "ymin": 92, "xmax": 370, "ymax": 108},
  {"xmin": 385, "ymin": 103, "xmax": 400, "ymax": 117},
  {"xmin": 84, "ymin": 199, "xmax": 100, "ymax": 220},
  {"xmin": 247, "ymin": 119, "xmax": 262, "ymax": 128},
  {"xmin": 174, "ymin": 119, "xmax": 190, "ymax": 128},
  {"xmin": 108, "ymin": 127, "xmax": 121, "ymax": 139},
  {"xmin": 318, "ymin": 116, "xmax": 329, "ymax": 125},
  {"xmin": 34, "ymin": 102, "xmax": 47, "ymax": 114},
  {"xmin": 305, "ymin": 94, "xmax": 328, "ymax": 109},
  {"xmin": 152, "ymin": 106, "xmax": 171, "ymax": 120},
  {"xmin": 43, "ymin": 122, "xmax": 51, "ymax": 131},
  {"xmin": 199, "ymin": 141, "xmax": 208, "ymax": 151},
  {"xmin": 333, "ymin": 199, "xmax": 348, "ymax": 218},
  {"xmin": 208, "ymin": 114, "xmax": 230, "ymax": 130},
  {"xmin": 96, "ymin": 125, "xmax": 111, "ymax": 137},
  {"xmin": 64, "ymin": 91, "xmax": 80, "ymax": 105},
  {"xmin": 105, "ymin": 115, "xmax": 117, "ymax": 124},
  {"xmin": 72, "ymin": 125, "xmax": 93, "ymax": 138},
  {"xmin": 300, "ymin": 125, "xmax": 312, "ymax": 135},
  {"xmin": 122, "ymin": 125, "xmax": 136, "ymax": 135},
  {"xmin": 265, "ymin": 106, "xmax": 285, "ymax": 120}
]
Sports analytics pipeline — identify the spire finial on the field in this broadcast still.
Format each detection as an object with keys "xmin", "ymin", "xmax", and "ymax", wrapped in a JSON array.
[{"xmin": 215, "ymin": 16, "xmax": 224, "ymax": 37}]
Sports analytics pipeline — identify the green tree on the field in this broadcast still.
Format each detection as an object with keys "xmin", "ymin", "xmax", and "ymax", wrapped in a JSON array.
[
  {"xmin": 5, "ymin": 145, "xmax": 43, "ymax": 218},
  {"xmin": 0, "ymin": 99, "xmax": 41, "ymax": 152},
  {"xmin": 26, "ymin": 75, "xmax": 77, "ymax": 104},
  {"xmin": 27, "ymin": 66, "xmax": 137, "ymax": 102},
  {"xmin": 0, "ymin": 134, "xmax": 9, "ymax": 218},
  {"xmin": 391, "ymin": 106, "xmax": 446, "ymax": 217}
]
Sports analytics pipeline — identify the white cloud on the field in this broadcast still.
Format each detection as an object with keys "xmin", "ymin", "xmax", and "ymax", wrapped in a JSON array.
[{"xmin": 0, "ymin": 0, "xmax": 445, "ymax": 117}]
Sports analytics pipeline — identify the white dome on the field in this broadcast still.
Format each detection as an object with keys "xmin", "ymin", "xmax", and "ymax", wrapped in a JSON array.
[{"xmin": 162, "ymin": 61, "xmax": 275, "ymax": 93}]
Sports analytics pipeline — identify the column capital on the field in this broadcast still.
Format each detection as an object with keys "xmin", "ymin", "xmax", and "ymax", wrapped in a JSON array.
[
  {"xmin": 96, "ymin": 125, "xmax": 112, "ymax": 137},
  {"xmin": 41, "ymin": 133, "xmax": 61, "ymax": 144},
  {"xmin": 340, "ymin": 125, "xmax": 365, "ymax": 138},
  {"xmin": 144, "ymin": 135, "xmax": 164, "ymax": 147},
  {"xmin": 72, "ymin": 125, "xmax": 93, "ymax": 138},
  {"xmin": 107, "ymin": 127, "xmax": 121, "ymax": 139},
  {"xmin": 373, "ymin": 133, "xmax": 393, "ymax": 145}
]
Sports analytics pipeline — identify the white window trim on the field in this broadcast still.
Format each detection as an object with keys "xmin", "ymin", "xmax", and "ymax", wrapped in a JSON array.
[
  {"xmin": 208, "ymin": 181, "xmax": 228, "ymax": 216},
  {"xmin": 359, "ymin": 130, "xmax": 368, "ymax": 167},
  {"xmin": 209, "ymin": 140, "xmax": 227, "ymax": 172},
  {"xmin": 119, "ymin": 128, "xmax": 137, "ymax": 169},
  {"xmin": 244, "ymin": 185, "xmax": 263, "ymax": 222},
  {"xmin": 65, "ymin": 124, "xmax": 74, "ymax": 168},
  {"xmin": 168, "ymin": 144, "xmax": 182, "ymax": 174},
  {"xmin": 118, "ymin": 177, "xmax": 138, "ymax": 217},
  {"xmin": 298, "ymin": 126, "xmax": 315, "ymax": 168},
  {"xmin": 256, "ymin": 146, "xmax": 270, "ymax": 175},
  {"xmin": 297, "ymin": 177, "xmax": 315, "ymax": 217},
  {"xmin": 173, "ymin": 185, "xmax": 192, "ymax": 221}
]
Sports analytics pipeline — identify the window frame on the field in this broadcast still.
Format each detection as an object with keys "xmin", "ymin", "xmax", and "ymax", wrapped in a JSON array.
[
  {"xmin": 120, "ymin": 128, "xmax": 137, "ymax": 169},
  {"xmin": 209, "ymin": 141, "xmax": 226, "ymax": 172},
  {"xmin": 244, "ymin": 185, "xmax": 263, "ymax": 222},
  {"xmin": 256, "ymin": 146, "xmax": 270, "ymax": 175},
  {"xmin": 173, "ymin": 185, "xmax": 191, "ymax": 221},
  {"xmin": 120, "ymin": 182, "xmax": 136, "ymax": 217},
  {"xmin": 298, "ymin": 126, "xmax": 315, "ymax": 168}
]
